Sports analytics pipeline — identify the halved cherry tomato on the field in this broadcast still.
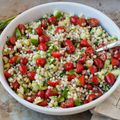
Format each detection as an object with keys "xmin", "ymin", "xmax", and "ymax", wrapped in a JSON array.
[
  {"xmin": 4, "ymin": 71, "xmax": 11, "ymax": 79},
  {"xmin": 64, "ymin": 62, "xmax": 74, "ymax": 71},
  {"xmin": 25, "ymin": 95, "xmax": 36, "ymax": 103},
  {"xmin": 67, "ymin": 74, "xmax": 76, "ymax": 81},
  {"xmin": 48, "ymin": 16, "xmax": 56, "ymax": 24},
  {"xmin": 111, "ymin": 58, "xmax": 119, "ymax": 66},
  {"xmin": 9, "ymin": 56, "xmax": 18, "ymax": 64},
  {"xmin": 91, "ymin": 76, "xmax": 99, "ymax": 85},
  {"xmin": 65, "ymin": 40, "xmax": 75, "ymax": 54},
  {"xmin": 94, "ymin": 58, "xmax": 104, "ymax": 69},
  {"xmin": 37, "ymin": 100, "xmax": 48, "ymax": 106},
  {"xmin": 87, "ymin": 94, "xmax": 96, "ymax": 102},
  {"xmin": 78, "ymin": 54, "xmax": 87, "ymax": 64},
  {"xmin": 86, "ymin": 47, "xmax": 94, "ymax": 55},
  {"xmin": 36, "ymin": 58, "xmax": 46, "ymax": 67},
  {"xmin": 38, "ymin": 43, "xmax": 47, "ymax": 51},
  {"xmin": 38, "ymin": 35, "xmax": 49, "ymax": 43},
  {"xmin": 70, "ymin": 16, "xmax": 79, "ymax": 25},
  {"xmin": 89, "ymin": 65, "xmax": 97, "ymax": 74},
  {"xmin": 47, "ymin": 80, "xmax": 59, "ymax": 87},
  {"xmin": 52, "ymin": 51, "xmax": 62, "ymax": 59},
  {"xmin": 35, "ymin": 26, "xmax": 44, "ymax": 36},
  {"xmin": 77, "ymin": 18, "xmax": 87, "ymax": 27},
  {"xmin": 80, "ymin": 39, "xmax": 90, "ymax": 47},
  {"xmin": 76, "ymin": 63, "xmax": 84, "ymax": 73},
  {"xmin": 55, "ymin": 26, "xmax": 66, "ymax": 33},
  {"xmin": 9, "ymin": 36, "xmax": 16, "ymax": 45},
  {"xmin": 12, "ymin": 80, "xmax": 20, "ymax": 90},
  {"xmin": 45, "ymin": 89, "xmax": 58, "ymax": 98},
  {"xmin": 27, "ymin": 71, "xmax": 36, "ymax": 80},
  {"xmin": 78, "ymin": 75, "xmax": 85, "ymax": 86},
  {"xmin": 36, "ymin": 91, "xmax": 45, "ymax": 99},
  {"xmin": 105, "ymin": 73, "xmax": 116, "ymax": 85},
  {"xmin": 88, "ymin": 18, "xmax": 99, "ymax": 27},
  {"xmin": 18, "ymin": 24, "xmax": 26, "ymax": 34},
  {"xmin": 20, "ymin": 57, "xmax": 28, "ymax": 65}
]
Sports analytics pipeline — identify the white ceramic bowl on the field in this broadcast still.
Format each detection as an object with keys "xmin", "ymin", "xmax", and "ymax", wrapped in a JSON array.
[{"xmin": 0, "ymin": 2, "xmax": 120, "ymax": 115}]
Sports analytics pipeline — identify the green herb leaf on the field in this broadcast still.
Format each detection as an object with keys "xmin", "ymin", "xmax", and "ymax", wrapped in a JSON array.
[{"xmin": 15, "ymin": 28, "xmax": 22, "ymax": 38}]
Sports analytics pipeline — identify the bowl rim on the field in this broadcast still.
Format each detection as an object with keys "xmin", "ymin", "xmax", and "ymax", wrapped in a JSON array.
[{"xmin": 0, "ymin": 1, "xmax": 120, "ymax": 115}]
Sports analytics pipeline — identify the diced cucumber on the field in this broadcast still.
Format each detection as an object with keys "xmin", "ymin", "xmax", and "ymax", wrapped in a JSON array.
[
  {"xmin": 53, "ymin": 10, "xmax": 63, "ymax": 18},
  {"xmin": 75, "ymin": 99, "xmax": 81, "ymax": 106},
  {"xmin": 67, "ymin": 70, "xmax": 75, "ymax": 75},
  {"xmin": 15, "ymin": 28, "xmax": 22, "ymax": 38},
  {"xmin": 58, "ymin": 96, "xmax": 65, "ymax": 103},
  {"xmin": 104, "ymin": 59, "xmax": 110, "ymax": 68},
  {"xmin": 32, "ymin": 82, "xmax": 39, "ymax": 92},
  {"xmin": 31, "ymin": 38, "xmax": 38, "ymax": 46},
  {"xmin": 111, "ymin": 69, "xmax": 120, "ymax": 76}
]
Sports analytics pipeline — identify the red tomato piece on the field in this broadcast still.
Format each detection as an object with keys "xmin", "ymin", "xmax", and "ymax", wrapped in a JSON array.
[
  {"xmin": 64, "ymin": 98, "xmax": 75, "ymax": 108},
  {"xmin": 99, "ymin": 52, "xmax": 107, "ymax": 61},
  {"xmin": 91, "ymin": 76, "xmax": 99, "ymax": 85},
  {"xmin": 4, "ymin": 71, "xmax": 11, "ymax": 79},
  {"xmin": 20, "ymin": 57, "xmax": 28, "ymax": 65},
  {"xmin": 41, "ymin": 20, "xmax": 48, "ymax": 29},
  {"xmin": 88, "ymin": 18, "xmax": 99, "ymax": 27},
  {"xmin": 89, "ymin": 65, "xmax": 97, "ymax": 74},
  {"xmin": 76, "ymin": 63, "xmax": 84, "ymax": 73},
  {"xmin": 83, "ymin": 99, "xmax": 89, "ymax": 104},
  {"xmin": 9, "ymin": 36, "xmax": 16, "ymax": 45},
  {"xmin": 78, "ymin": 54, "xmax": 87, "ymax": 64},
  {"xmin": 18, "ymin": 24, "xmax": 26, "ymax": 34},
  {"xmin": 77, "ymin": 18, "xmax": 87, "ymax": 27},
  {"xmin": 19, "ymin": 65, "xmax": 27, "ymax": 74},
  {"xmin": 45, "ymin": 89, "xmax": 58, "ymax": 98},
  {"xmin": 67, "ymin": 74, "xmax": 76, "ymax": 81},
  {"xmin": 60, "ymin": 102, "xmax": 66, "ymax": 108},
  {"xmin": 47, "ymin": 80, "xmax": 59, "ymax": 87},
  {"xmin": 64, "ymin": 62, "xmax": 74, "ymax": 71},
  {"xmin": 27, "ymin": 71, "xmax": 36, "ymax": 80},
  {"xmin": 35, "ymin": 26, "xmax": 44, "ymax": 36},
  {"xmin": 78, "ymin": 75, "xmax": 85, "ymax": 86},
  {"xmin": 12, "ymin": 80, "xmax": 20, "ymax": 90},
  {"xmin": 52, "ymin": 51, "xmax": 62, "ymax": 59},
  {"xmin": 87, "ymin": 94, "xmax": 96, "ymax": 102},
  {"xmin": 114, "ymin": 53, "xmax": 120, "ymax": 60},
  {"xmin": 37, "ymin": 100, "xmax": 48, "ymax": 106},
  {"xmin": 80, "ymin": 39, "xmax": 90, "ymax": 47},
  {"xmin": 25, "ymin": 95, "xmax": 36, "ymax": 103},
  {"xmin": 26, "ymin": 50, "xmax": 33, "ymax": 54},
  {"xmin": 9, "ymin": 56, "xmax": 18, "ymax": 64},
  {"xmin": 111, "ymin": 58, "xmax": 119, "ymax": 66},
  {"xmin": 36, "ymin": 58, "xmax": 46, "ymax": 67},
  {"xmin": 70, "ymin": 16, "xmax": 79, "ymax": 25},
  {"xmin": 105, "ymin": 73, "xmax": 116, "ymax": 85},
  {"xmin": 55, "ymin": 26, "xmax": 66, "ymax": 33},
  {"xmin": 36, "ymin": 91, "xmax": 45, "ymax": 99},
  {"xmin": 86, "ymin": 47, "xmax": 95, "ymax": 55},
  {"xmin": 65, "ymin": 40, "xmax": 75, "ymax": 54},
  {"xmin": 38, "ymin": 35, "xmax": 50, "ymax": 43},
  {"xmin": 87, "ymin": 84, "xmax": 93, "ymax": 90},
  {"xmin": 94, "ymin": 58, "xmax": 104, "ymax": 69},
  {"xmin": 38, "ymin": 43, "xmax": 47, "ymax": 51},
  {"xmin": 48, "ymin": 16, "xmax": 56, "ymax": 24}
]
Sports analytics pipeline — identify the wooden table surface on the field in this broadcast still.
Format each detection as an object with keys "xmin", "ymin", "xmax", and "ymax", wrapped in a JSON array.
[{"xmin": 0, "ymin": 0, "xmax": 120, "ymax": 120}]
